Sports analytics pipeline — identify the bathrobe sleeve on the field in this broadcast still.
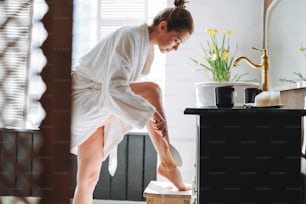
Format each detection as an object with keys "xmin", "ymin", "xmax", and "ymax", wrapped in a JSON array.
[{"xmin": 102, "ymin": 35, "xmax": 156, "ymax": 129}]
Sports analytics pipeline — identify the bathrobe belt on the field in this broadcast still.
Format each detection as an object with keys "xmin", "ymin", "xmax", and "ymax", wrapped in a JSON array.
[{"xmin": 104, "ymin": 116, "xmax": 132, "ymax": 176}]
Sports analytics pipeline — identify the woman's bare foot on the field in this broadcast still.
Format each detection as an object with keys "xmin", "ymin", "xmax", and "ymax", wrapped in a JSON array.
[{"xmin": 157, "ymin": 162, "xmax": 191, "ymax": 191}]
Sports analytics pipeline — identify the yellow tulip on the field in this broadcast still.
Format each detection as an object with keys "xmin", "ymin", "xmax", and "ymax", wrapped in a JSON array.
[
  {"xmin": 205, "ymin": 28, "xmax": 218, "ymax": 37},
  {"xmin": 223, "ymin": 51, "xmax": 230, "ymax": 60},
  {"xmin": 191, "ymin": 27, "xmax": 242, "ymax": 82},
  {"xmin": 211, "ymin": 29, "xmax": 218, "ymax": 37},
  {"xmin": 211, "ymin": 54, "xmax": 217, "ymax": 61},
  {"xmin": 226, "ymin": 29, "xmax": 232, "ymax": 37},
  {"xmin": 210, "ymin": 44, "xmax": 216, "ymax": 50},
  {"xmin": 203, "ymin": 55, "xmax": 209, "ymax": 60}
]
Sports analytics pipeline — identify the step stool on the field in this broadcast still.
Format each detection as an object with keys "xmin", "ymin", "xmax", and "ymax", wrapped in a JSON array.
[{"xmin": 143, "ymin": 181, "xmax": 191, "ymax": 204}]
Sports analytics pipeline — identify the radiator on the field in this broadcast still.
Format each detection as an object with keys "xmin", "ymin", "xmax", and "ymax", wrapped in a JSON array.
[{"xmin": 72, "ymin": 132, "xmax": 157, "ymax": 201}]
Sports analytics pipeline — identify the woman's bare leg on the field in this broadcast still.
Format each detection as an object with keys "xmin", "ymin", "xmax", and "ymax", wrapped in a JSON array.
[
  {"xmin": 72, "ymin": 127, "xmax": 105, "ymax": 204},
  {"xmin": 130, "ymin": 82, "xmax": 190, "ymax": 191}
]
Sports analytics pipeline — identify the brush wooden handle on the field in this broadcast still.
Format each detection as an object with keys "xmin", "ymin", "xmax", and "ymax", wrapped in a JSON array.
[{"xmin": 163, "ymin": 138, "xmax": 178, "ymax": 167}]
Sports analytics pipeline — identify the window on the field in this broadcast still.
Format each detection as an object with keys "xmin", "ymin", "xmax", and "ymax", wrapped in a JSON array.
[{"xmin": 98, "ymin": 0, "xmax": 148, "ymax": 39}]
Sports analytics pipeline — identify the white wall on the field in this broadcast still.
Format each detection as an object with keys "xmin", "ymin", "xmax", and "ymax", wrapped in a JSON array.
[{"xmin": 159, "ymin": 0, "xmax": 264, "ymax": 184}]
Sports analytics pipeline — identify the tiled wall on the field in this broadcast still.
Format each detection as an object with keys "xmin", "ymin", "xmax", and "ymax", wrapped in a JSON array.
[{"xmin": 161, "ymin": 0, "xmax": 264, "ymax": 183}]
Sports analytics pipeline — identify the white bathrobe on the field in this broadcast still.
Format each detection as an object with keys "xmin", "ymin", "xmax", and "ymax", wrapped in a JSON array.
[{"xmin": 71, "ymin": 23, "xmax": 156, "ymax": 175}]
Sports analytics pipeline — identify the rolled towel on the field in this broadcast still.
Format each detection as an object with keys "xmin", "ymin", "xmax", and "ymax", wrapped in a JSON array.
[
  {"xmin": 254, "ymin": 91, "xmax": 271, "ymax": 107},
  {"xmin": 270, "ymin": 91, "xmax": 281, "ymax": 106}
]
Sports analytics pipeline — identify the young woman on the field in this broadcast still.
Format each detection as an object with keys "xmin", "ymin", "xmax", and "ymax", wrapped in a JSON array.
[{"xmin": 71, "ymin": 0, "xmax": 194, "ymax": 203}]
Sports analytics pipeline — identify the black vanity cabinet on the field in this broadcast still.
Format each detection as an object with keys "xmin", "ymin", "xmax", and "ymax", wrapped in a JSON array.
[{"xmin": 184, "ymin": 108, "xmax": 306, "ymax": 204}]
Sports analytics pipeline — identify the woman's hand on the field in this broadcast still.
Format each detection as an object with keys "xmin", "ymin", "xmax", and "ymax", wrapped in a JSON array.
[{"xmin": 151, "ymin": 111, "xmax": 167, "ymax": 138}]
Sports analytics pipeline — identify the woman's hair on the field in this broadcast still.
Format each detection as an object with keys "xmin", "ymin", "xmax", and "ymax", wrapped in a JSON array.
[{"xmin": 152, "ymin": 0, "xmax": 194, "ymax": 34}]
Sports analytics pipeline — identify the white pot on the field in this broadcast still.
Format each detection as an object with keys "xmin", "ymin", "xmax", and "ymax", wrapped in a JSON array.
[{"xmin": 194, "ymin": 82, "xmax": 260, "ymax": 107}]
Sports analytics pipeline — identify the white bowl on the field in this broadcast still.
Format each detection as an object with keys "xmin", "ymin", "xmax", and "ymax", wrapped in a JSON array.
[{"xmin": 195, "ymin": 82, "xmax": 260, "ymax": 107}]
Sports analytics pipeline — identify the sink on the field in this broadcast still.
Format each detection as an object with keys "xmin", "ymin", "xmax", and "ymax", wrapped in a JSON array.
[{"xmin": 194, "ymin": 82, "xmax": 260, "ymax": 107}]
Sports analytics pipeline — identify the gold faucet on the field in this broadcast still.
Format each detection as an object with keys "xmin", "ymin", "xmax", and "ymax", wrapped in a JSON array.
[{"xmin": 232, "ymin": 47, "xmax": 270, "ymax": 91}]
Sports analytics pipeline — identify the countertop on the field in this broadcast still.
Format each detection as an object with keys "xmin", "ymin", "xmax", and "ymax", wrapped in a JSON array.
[
  {"xmin": 273, "ymin": 81, "xmax": 306, "ymax": 91},
  {"xmin": 184, "ymin": 106, "xmax": 306, "ymax": 115}
]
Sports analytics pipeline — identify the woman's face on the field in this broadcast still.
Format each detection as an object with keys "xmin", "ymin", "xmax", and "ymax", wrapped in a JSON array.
[{"xmin": 156, "ymin": 22, "xmax": 190, "ymax": 53}]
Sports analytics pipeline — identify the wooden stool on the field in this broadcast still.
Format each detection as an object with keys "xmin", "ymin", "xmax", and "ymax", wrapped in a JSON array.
[{"xmin": 143, "ymin": 181, "xmax": 191, "ymax": 204}]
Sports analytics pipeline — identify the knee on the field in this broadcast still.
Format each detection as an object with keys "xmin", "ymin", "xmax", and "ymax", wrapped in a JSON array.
[
  {"xmin": 86, "ymin": 171, "xmax": 100, "ymax": 186},
  {"xmin": 77, "ymin": 169, "xmax": 100, "ymax": 191},
  {"xmin": 144, "ymin": 82, "xmax": 162, "ymax": 98}
]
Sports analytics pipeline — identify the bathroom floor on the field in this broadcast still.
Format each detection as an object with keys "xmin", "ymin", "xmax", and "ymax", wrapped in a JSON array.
[
  {"xmin": 0, "ymin": 197, "xmax": 145, "ymax": 204},
  {"xmin": 93, "ymin": 200, "xmax": 145, "ymax": 204}
]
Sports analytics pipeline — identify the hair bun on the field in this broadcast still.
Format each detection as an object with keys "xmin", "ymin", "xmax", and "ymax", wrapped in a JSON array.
[{"xmin": 174, "ymin": 0, "xmax": 187, "ymax": 9}]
